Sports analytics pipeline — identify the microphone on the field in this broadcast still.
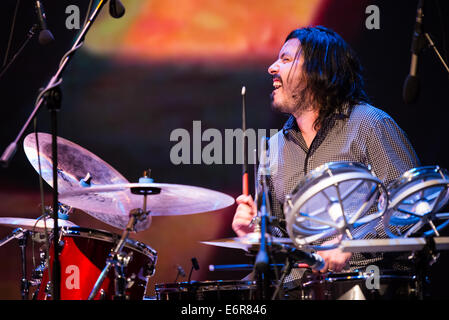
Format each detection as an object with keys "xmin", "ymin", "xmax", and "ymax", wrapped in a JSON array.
[
  {"xmin": 188, "ymin": 257, "xmax": 199, "ymax": 282},
  {"xmin": 278, "ymin": 244, "xmax": 325, "ymax": 270},
  {"xmin": 403, "ymin": 0, "xmax": 425, "ymax": 104},
  {"xmin": 255, "ymin": 192, "xmax": 269, "ymax": 273},
  {"xmin": 34, "ymin": 1, "xmax": 54, "ymax": 45},
  {"xmin": 109, "ymin": 0, "xmax": 126, "ymax": 18},
  {"xmin": 176, "ymin": 265, "xmax": 186, "ymax": 277},
  {"xmin": 256, "ymin": 137, "xmax": 270, "ymax": 210},
  {"xmin": 191, "ymin": 257, "xmax": 200, "ymax": 271}
]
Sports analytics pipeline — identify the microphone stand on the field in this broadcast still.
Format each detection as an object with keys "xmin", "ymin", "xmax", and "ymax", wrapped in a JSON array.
[
  {"xmin": 423, "ymin": 32, "xmax": 449, "ymax": 75},
  {"xmin": 253, "ymin": 136, "xmax": 274, "ymax": 299},
  {"xmin": 0, "ymin": 25, "xmax": 39, "ymax": 81},
  {"xmin": 0, "ymin": 0, "xmax": 110, "ymax": 300},
  {"xmin": 254, "ymin": 178, "xmax": 272, "ymax": 300},
  {"xmin": 403, "ymin": 1, "xmax": 449, "ymax": 103}
]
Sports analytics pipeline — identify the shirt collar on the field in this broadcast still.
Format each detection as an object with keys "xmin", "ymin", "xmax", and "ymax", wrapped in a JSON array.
[{"xmin": 282, "ymin": 103, "xmax": 352, "ymax": 136}]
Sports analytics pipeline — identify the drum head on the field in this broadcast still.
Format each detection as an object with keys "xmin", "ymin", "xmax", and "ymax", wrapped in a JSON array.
[
  {"xmin": 284, "ymin": 162, "xmax": 387, "ymax": 249},
  {"xmin": 383, "ymin": 166, "xmax": 449, "ymax": 238}
]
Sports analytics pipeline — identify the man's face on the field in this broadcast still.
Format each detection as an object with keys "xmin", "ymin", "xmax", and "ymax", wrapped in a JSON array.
[{"xmin": 268, "ymin": 38, "xmax": 306, "ymax": 115}]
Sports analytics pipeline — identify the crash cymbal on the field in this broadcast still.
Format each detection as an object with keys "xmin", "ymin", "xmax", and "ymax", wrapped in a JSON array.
[
  {"xmin": 23, "ymin": 132, "xmax": 129, "ymax": 194},
  {"xmin": 200, "ymin": 232, "xmax": 292, "ymax": 252},
  {"xmin": 59, "ymin": 183, "xmax": 235, "ymax": 230},
  {"xmin": 0, "ymin": 217, "xmax": 77, "ymax": 233}
]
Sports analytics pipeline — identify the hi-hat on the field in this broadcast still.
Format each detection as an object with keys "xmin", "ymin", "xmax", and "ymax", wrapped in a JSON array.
[
  {"xmin": 0, "ymin": 217, "xmax": 77, "ymax": 233},
  {"xmin": 23, "ymin": 132, "xmax": 129, "ymax": 194},
  {"xmin": 200, "ymin": 232, "xmax": 292, "ymax": 252},
  {"xmin": 59, "ymin": 183, "xmax": 235, "ymax": 230}
]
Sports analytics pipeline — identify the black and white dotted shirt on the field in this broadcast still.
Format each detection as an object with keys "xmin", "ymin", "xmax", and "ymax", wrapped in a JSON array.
[{"xmin": 264, "ymin": 103, "xmax": 420, "ymax": 274}]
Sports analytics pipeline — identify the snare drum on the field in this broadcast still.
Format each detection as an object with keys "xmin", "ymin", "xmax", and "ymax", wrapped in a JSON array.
[
  {"xmin": 298, "ymin": 270, "xmax": 418, "ymax": 300},
  {"xmin": 384, "ymin": 166, "xmax": 449, "ymax": 237},
  {"xmin": 35, "ymin": 227, "xmax": 157, "ymax": 300},
  {"xmin": 284, "ymin": 162, "xmax": 388, "ymax": 249},
  {"xmin": 155, "ymin": 280, "xmax": 273, "ymax": 300}
]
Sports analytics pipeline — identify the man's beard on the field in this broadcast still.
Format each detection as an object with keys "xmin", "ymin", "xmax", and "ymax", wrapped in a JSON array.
[{"xmin": 270, "ymin": 86, "xmax": 311, "ymax": 116}]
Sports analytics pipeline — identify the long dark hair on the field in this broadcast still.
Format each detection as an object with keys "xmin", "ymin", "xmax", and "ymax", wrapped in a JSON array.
[{"xmin": 285, "ymin": 26, "xmax": 370, "ymax": 129}]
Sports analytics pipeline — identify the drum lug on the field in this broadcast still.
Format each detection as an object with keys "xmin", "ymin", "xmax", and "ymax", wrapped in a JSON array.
[
  {"xmin": 44, "ymin": 281, "xmax": 52, "ymax": 298},
  {"xmin": 117, "ymin": 251, "xmax": 133, "ymax": 267},
  {"xmin": 143, "ymin": 263, "xmax": 156, "ymax": 277},
  {"xmin": 126, "ymin": 273, "xmax": 136, "ymax": 289},
  {"xmin": 99, "ymin": 289, "xmax": 106, "ymax": 300},
  {"xmin": 31, "ymin": 250, "xmax": 47, "ymax": 287},
  {"xmin": 300, "ymin": 290, "xmax": 314, "ymax": 300}
]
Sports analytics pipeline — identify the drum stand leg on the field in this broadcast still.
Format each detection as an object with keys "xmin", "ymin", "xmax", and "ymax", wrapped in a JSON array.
[
  {"xmin": 88, "ymin": 209, "xmax": 148, "ymax": 300},
  {"xmin": 412, "ymin": 237, "xmax": 440, "ymax": 300},
  {"xmin": 18, "ymin": 230, "xmax": 30, "ymax": 300},
  {"xmin": 0, "ymin": 228, "xmax": 30, "ymax": 300},
  {"xmin": 270, "ymin": 258, "xmax": 292, "ymax": 300}
]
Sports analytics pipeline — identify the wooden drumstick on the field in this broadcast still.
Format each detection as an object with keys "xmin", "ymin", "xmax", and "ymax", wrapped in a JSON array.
[{"xmin": 241, "ymin": 86, "xmax": 249, "ymax": 196}]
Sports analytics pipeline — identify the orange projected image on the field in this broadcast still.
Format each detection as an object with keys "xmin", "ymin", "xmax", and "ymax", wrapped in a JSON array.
[{"xmin": 85, "ymin": 0, "xmax": 325, "ymax": 63}]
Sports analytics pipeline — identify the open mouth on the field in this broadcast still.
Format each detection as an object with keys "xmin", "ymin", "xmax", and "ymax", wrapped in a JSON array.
[{"xmin": 273, "ymin": 78, "xmax": 282, "ymax": 91}]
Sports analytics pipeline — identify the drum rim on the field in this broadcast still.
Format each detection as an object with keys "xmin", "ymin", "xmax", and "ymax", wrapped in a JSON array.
[
  {"xmin": 387, "ymin": 166, "xmax": 449, "ymax": 193},
  {"xmin": 60, "ymin": 226, "xmax": 157, "ymax": 258},
  {"xmin": 387, "ymin": 166, "xmax": 449, "ymax": 211},
  {"xmin": 155, "ymin": 280, "xmax": 257, "ymax": 288},
  {"xmin": 302, "ymin": 271, "xmax": 417, "ymax": 287},
  {"xmin": 288, "ymin": 161, "xmax": 374, "ymax": 197},
  {"xmin": 284, "ymin": 162, "xmax": 387, "ymax": 247},
  {"xmin": 383, "ymin": 166, "xmax": 449, "ymax": 235}
]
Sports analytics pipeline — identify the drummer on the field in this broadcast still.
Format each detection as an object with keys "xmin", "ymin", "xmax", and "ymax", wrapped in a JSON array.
[{"xmin": 232, "ymin": 26, "xmax": 419, "ymax": 287}]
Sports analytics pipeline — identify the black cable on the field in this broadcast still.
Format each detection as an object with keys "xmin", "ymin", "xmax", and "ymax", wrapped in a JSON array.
[
  {"xmin": 435, "ymin": 0, "xmax": 449, "ymax": 75},
  {"xmin": 33, "ymin": 118, "xmax": 53, "ymax": 293},
  {"xmin": 82, "ymin": 0, "xmax": 95, "ymax": 28},
  {"xmin": 3, "ymin": 0, "xmax": 21, "ymax": 67}
]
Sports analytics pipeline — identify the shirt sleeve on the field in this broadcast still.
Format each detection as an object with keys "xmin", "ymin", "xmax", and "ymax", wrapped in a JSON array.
[{"xmin": 366, "ymin": 115, "xmax": 420, "ymax": 186}]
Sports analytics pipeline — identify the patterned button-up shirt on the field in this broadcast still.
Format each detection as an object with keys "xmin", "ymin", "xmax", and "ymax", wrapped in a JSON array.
[{"xmin": 264, "ymin": 103, "xmax": 420, "ymax": 272}]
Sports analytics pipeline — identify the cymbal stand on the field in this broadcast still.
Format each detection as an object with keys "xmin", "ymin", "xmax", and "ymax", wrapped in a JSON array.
[
  {"xmin": 0, "ymin": 228, "xmax": 30, "ymax": 299},
  {"xmin": 88, "ymin": 208, "xmax": 148, "ymax": 300},
  {"xmin": 0, "ymin": 0, "xmax": 111, "ymax": 300}
]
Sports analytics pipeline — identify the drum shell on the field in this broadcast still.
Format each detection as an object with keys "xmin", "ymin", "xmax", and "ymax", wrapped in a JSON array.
[
  {"xmin": 298, "ymin": 271, "xmax": 418, "ymax": 300},
  {"xmin": 155, "ymin": 280, "xmax": 274, "ymax": 301},
  {"xmin": 36, "ymin": 227, "xmax": 157, "ymax": 300}
]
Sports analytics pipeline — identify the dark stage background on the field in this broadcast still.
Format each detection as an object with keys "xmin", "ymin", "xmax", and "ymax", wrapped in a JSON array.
[{"xmin": 0, "ymin": 0, "xmax": 448, "ymax": 299}]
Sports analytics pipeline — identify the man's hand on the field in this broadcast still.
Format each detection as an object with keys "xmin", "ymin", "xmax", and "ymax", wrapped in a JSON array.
[
  {"xmin": 316, "ymin": 236, "xmax": 352, "ymax": 273},
  {"xmin": 232, "ymin": 194, "xmax": 257, "ymax": 237}
]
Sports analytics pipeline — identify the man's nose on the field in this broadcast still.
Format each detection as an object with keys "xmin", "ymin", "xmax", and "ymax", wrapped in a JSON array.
[{"xmin": 268, "ymin": 61, "xmax": 279, "ymax": 75}]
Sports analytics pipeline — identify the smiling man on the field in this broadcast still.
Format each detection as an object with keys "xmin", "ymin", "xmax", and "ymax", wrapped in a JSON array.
[{"xmin": 232, "ymin": 26, "xmax": 420, "ymax": 291}]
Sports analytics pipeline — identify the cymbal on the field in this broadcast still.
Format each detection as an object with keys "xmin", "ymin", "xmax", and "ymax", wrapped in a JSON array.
[
  {"xmin": 23, "ymin": 132, "xmax": 129, "ymax": 194},
  {"xmin": 200, "ymin": 232, "xmax": 292, "ymax": 252},
  {"xmin": 59, "ymin": 183, "xmax": 235, "ymax": 230},
  {"xmin": 0, "ymin": 217, "xmax": 78, "ymax": 233}
]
